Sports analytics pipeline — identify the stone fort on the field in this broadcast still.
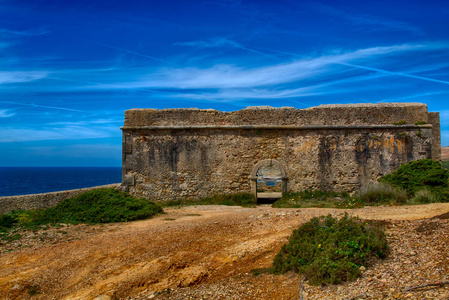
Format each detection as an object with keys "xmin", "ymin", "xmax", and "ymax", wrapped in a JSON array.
[{"xmin": 121, "ymin": 103, "xmax": 440, "ymax": 202}]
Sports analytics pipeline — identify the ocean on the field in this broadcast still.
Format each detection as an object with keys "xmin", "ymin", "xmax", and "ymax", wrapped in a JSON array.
[{"xmin": 0, "ymin": 167, "xmax": 122, "ymax": 197}]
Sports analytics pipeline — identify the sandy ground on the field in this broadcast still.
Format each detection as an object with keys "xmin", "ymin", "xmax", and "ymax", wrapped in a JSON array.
[{"xmin": 1, "ymin": 203, "xmax": 449, "ymax": 300}]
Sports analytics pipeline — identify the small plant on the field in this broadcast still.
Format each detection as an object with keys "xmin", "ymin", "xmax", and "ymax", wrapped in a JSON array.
[
  {"xmin": 272, "ymin": 214, "xmax": 388, "ymax": 285},
  {"xmin": 357, "ymin": 182, "xmax": 407, "ymax": 205},
  {"xmin": 393, "ymin": 120, "xmax": 407, "ymax": 125},
  {"xmin": 0, "ymin": 214, "xmax": 16, "ymax": 230},
  {"xmin": 415, "ymin": 120, "xmax": 427, "ymax": 125},
  {"xmin": 27, "ymin": 284, "xmax": 40, "ymax": 296},
  {"xmin": 416, "ymin": 129, "xmax": 422, "ymax": 138}
]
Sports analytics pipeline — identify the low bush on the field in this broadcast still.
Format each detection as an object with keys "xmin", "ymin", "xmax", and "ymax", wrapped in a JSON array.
[
  {"xmin": 0, "ymin": 213, "xmax": 16, "ymax": 230},
  {"xmin": 357, "ymin": 182, "xmax": 407, "ymax": 205},
  {"xmin": 379, "ymin": 159, "xmax": 449, "ymax": 200},
  {"xmin": 164, "ymin": 193, "xmax": 256, "ymax": 207},
  {"xmin": 0, "ymin": 188, "xmax": 163, "ymax": 233},
  {"xmin": 272, "ymin": 214, "xmax": 388, "ymax": 285}
]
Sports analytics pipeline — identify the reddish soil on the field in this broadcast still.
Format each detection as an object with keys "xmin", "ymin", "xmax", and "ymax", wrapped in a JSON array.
[{"xmin": 1, "ymin": 204, "xmax": 449, "ymax": 299}]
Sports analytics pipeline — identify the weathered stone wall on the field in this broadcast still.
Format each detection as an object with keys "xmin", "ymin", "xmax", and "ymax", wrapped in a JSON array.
[
  {"xmin": 124, "ymin": 103, "xmax": 430, "ymax": 127},
  {"xmin": 0, "ymin": 184, "xmax": 120, "ymax": 214},
  {"xmin": 121, "ymin": 103, "xmax": 440, "ymax": 202}
]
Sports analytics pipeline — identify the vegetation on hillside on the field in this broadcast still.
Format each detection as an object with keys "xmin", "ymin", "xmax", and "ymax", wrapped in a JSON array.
[
  {"xmin": 0, "ymin": 188, "xmax": 163, "ymax": 241},
  {"xmin": 272, "ymin": 214, "xmax": 388, "ymax": 285},
  {"xmin": 273, "ymin": 159, "xmax": 449, "ymax": 208}
]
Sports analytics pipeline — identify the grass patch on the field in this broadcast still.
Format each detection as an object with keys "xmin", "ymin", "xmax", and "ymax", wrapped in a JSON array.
[
  {"xmin": 272, "ymin": 190, "xmax": 353, "ymax": 208},
  {"xmin": 272, "ymin": 214, "xmax": 388, "ymax": 285},
  {"xmin": 393, "ymin": 120, "xmax": 407, "ymax": 125},
  {"xmin": 356, "ymin": 183, "xmax": 407, "ymax": 205},
  {"xmin": 408, "ymin": 189, "xmax": 437, "ymax": 204},
  {"xmin": 0, "ymin": 188, "xmax": 163, "ymax": 241},
  {"xmin": 414, "ymin": 120, "xmax": 427, "ymax": 125},
  {"xmin": 163, "ymin": 193, "xmax": 256, "ymax": 208}
]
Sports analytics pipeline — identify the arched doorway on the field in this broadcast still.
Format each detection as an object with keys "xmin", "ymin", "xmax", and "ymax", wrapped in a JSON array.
[{"xmin": 249, "ymin": 159, "xmax": 287, "ymax": 203}]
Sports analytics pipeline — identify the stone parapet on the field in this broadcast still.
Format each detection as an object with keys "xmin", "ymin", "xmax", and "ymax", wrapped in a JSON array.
[
  {"xmin": 0, "ymin": 184, "xmax": 120, "ymax": 214},
  {"xmin": 124, "ymin": 103, "xmax": 429, "ymax": 127}
]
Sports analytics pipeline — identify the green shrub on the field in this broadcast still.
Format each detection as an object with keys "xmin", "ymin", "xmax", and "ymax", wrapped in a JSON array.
[
  {"xmin": 46, "ymin": 188, "xmax": 163, "ymax": 224},
  {"xmin": 0, "ymin": 214, "xmax": 16, "ymax": 231},
  {"xmin": 357, "ymin": 183, "xmax": 407, "ymax": 205},
  {"xmin": 379, "ymin": 159, "xmax": 449, "ymax": 198},
  {"xmin": 272, "ymin": 214, "xmax": 388, "ymax": 285}
]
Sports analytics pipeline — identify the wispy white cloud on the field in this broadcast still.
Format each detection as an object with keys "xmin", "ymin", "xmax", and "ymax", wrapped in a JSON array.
[
  {"xmin": 94, "ymin": 42, "xmax": 176, "ymax": 65},
  {"xmin": 101, "ymin": 43, "xmax": 448, "ymax": 91},
  {"xmin": 307, "ymin": 2, "xmax": 422, "ymax": 34},
  {"xmin": 6, "ymin": 42, "xmax": 447, "ymax": 103},
  {"xmin": 0, "ymin": 109, "xmax": 15, "ymax": 117},
  {"xmin": 378, "ymin": 91, "xmax": 449, "ymax": 103},
  {"xmin": 0, "ymin": 41, "xmax": 13, "ymax": 50},
  {"xmin": 27, "ymin": 144, "xmax": 121, "ymax": 159},
  {"xmin": 174, "ymin": 37, "xmax": 276, "ymax": 58},
  {"xmin": 338, "ymin": 62, "xmax": 449, "ymax": 85},
  {"xmin": 0, "ymin": 71, "xmax": 49, "ymax": 84},
  {"xmin": 441, "ymin": 129, "xmax": 449, "ymax": 147},
  {"xmin": 175, "ymin": 38, "xmax": 240, "ymax": 48},
  {"xmin": 0, "ymin": 28, "xmax": 49, "ymax": 36},
  {"xmin": 0, "ymin": 124, "xmax": 119, "ymax": 142},
  {"xmin": 48, "ymin": 118, "xmax": 123, "ymax": 126},
  {"xmin": 439, "ymin": 110, "xmax": 449, "ymax": 125},
  {"xmin": 0, "ymin": 101, "xmax": 83, "ymax": 112}
]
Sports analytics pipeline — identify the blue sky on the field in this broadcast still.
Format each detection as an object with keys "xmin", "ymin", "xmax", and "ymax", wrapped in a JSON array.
[{"xmin": 1, "ymin": 0, "xmax": 448, "ymax": 166}]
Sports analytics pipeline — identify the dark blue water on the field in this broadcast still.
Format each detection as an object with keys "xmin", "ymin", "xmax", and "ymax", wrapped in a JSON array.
[{"xmin": 0, "ymin": 167, "xmax": 122, "ymax": 197}]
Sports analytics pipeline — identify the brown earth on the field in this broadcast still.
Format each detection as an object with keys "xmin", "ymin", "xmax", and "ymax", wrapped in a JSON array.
[
  {"xmin": 442, "ymin": 147, "xmax": 449, "ymax": 161},
  {"xmin": 1, "ymin": 204, "xmax": 449, "ymax": 300}
]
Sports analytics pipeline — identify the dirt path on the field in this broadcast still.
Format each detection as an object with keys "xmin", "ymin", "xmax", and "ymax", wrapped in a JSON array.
[{"xmin": 1, "ymin": 204, "xmax": 449, "ymax": 299}]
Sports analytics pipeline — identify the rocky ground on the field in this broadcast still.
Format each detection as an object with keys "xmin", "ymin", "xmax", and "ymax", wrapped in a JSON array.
[{"xmin": 1, "ymin": 204, "xmax": 449, "ymax": 300}]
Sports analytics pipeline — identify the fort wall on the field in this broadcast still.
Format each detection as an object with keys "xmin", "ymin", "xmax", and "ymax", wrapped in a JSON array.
[{"xmin": 121, "ymin": 103, "xmax": 440, "ymax": 202}]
